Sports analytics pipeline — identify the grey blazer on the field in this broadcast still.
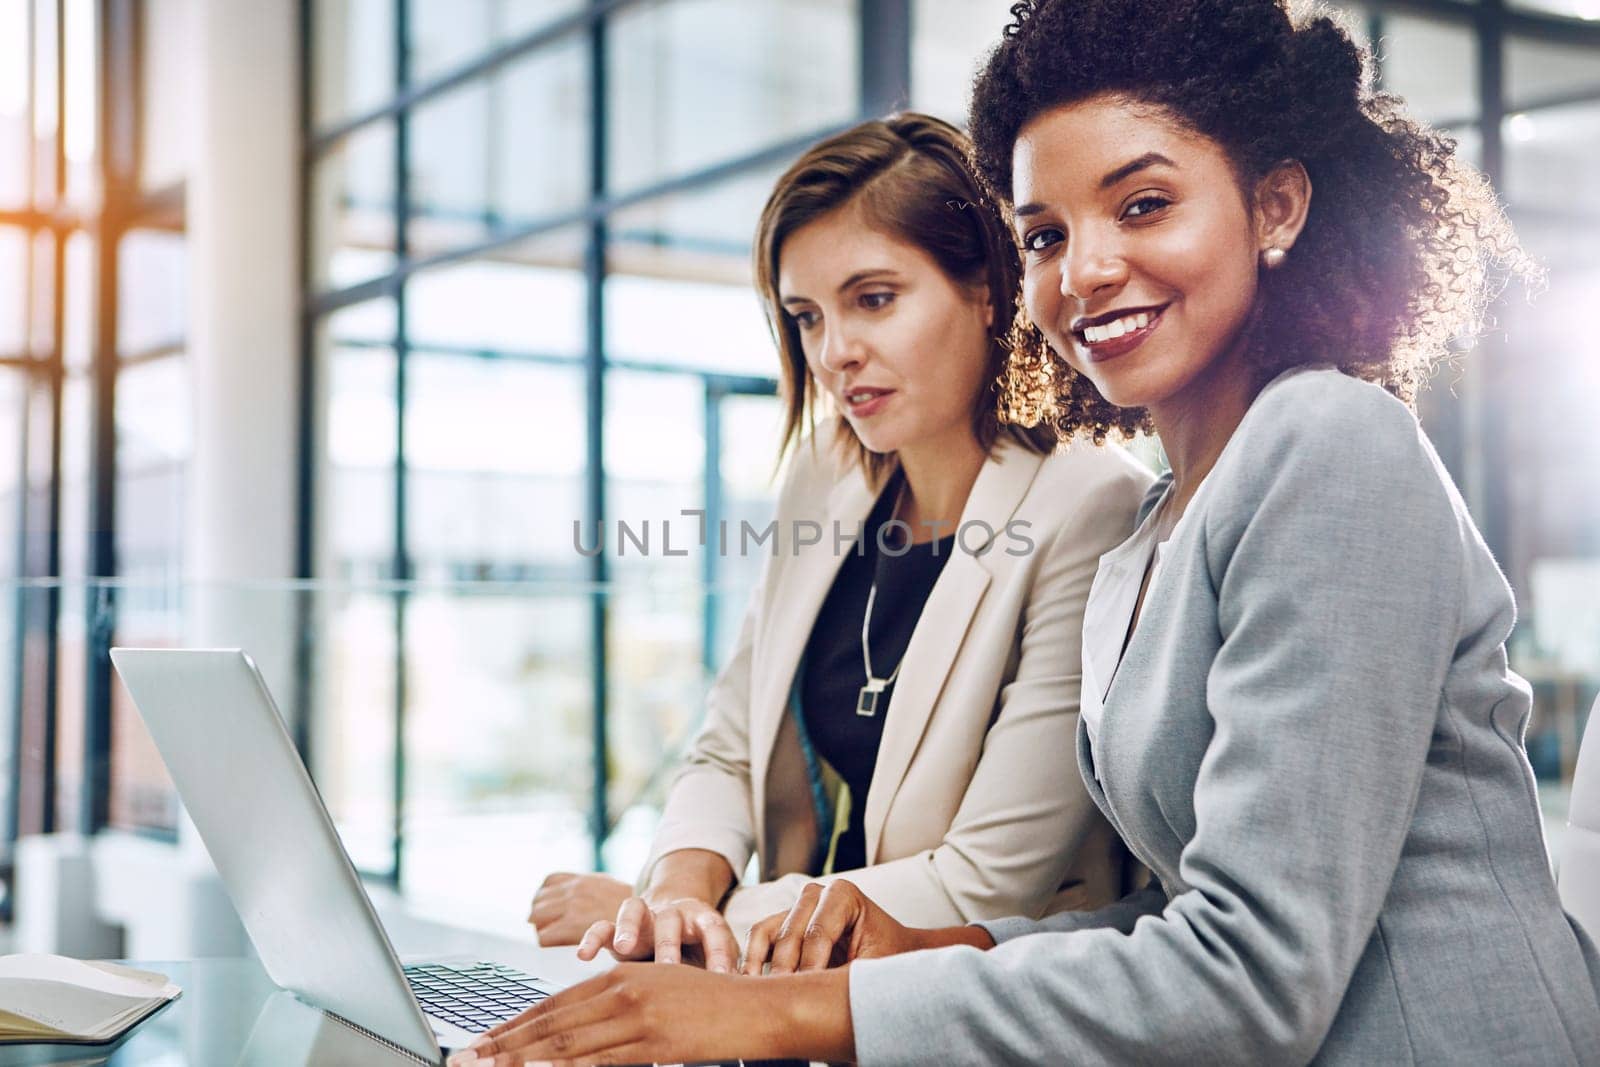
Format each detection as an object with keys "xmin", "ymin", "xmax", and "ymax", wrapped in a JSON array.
[{"xmin": 848, "ymin": 368, "xmax": 1600, "ymax": 1065}]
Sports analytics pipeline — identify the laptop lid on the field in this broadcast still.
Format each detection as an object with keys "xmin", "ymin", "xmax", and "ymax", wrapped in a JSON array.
[{"xmin": 110, "ymin": 648, "xmax": 439, "ymax": 1064}]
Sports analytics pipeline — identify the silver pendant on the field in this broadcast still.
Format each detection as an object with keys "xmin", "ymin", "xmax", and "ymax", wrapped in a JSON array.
[{"xmin": 857, "ymin": 678, "xmax": 889, "ymax": 717}]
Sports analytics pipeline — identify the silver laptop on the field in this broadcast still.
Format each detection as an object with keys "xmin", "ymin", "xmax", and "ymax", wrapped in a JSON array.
[{"xmin": 110, "ymin": 647, "xmax": 565, "ymax": 1065}]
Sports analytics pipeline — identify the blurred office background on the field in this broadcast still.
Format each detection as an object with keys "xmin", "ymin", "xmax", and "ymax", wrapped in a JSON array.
[{"xmin": 0, "ymin": 0, "xmax": 1597, "ymax": 955}]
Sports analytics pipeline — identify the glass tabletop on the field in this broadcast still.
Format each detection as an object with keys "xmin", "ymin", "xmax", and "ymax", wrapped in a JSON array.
[
  {"xmin": 0, "ymin": 958, "xmax": 426, "ymax": 1066},
  {"xmin": 0, "ymin": 957, "xmax": 814, "ymax": 1067}
]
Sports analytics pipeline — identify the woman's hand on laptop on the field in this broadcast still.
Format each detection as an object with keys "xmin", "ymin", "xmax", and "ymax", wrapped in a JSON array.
[
  {"xmin": 576, "ymin": 894, "xmax": 740, "ymax": 973},
  {"xmin": 527, "ymin": 872, "xmax": 632, "ymax": 946},
  {"xmin": 743, "ymin": 879, "xmax": 995, "ymax": 974},
  {"xmin": 447, "ymin": 964, "xmax": 855, "ymax": 1067}
]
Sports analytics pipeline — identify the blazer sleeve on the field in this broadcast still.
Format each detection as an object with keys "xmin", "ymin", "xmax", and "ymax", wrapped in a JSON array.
[
  {"xmin": 847, "ymin": 382, "xmax": 1470, "ymax": 1065},
  {"xmin": 721, "ymin": 454, "xmax": 1149, "ymax": 933},
  {"xmin": 978, "ymin": 882, "xmax": 1168, "ymax": 942}
]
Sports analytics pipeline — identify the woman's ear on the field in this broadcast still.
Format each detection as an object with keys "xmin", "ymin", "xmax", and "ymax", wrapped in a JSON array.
[{"xmin": 1254, "ymin": 159, "xmax": 1312, "ymax": 256}]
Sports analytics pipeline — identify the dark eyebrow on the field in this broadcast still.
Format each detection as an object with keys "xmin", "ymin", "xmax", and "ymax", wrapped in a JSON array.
[
  {"xmin": 1012, "ymin": 153, "xmax": 1176, "ymax": 220},
  {"xmin": 1100, "ymin": 152, "xmax": 1177, "ymax": 189},
  {"xmin": 780, "ymin": 268, "xmax": 901, "ymax": 306}
]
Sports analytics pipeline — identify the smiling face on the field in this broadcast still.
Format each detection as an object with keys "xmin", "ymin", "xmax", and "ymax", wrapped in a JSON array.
[
  {"xmin": 1012, "ymin": 95, "xmax": 1272, "ymax": 413},
  {"xmin": 777, "ymin": 200, "xmax": 995, "ymax": 458}
]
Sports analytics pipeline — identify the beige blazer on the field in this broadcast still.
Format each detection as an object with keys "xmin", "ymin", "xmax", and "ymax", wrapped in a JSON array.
[{"xmin": 643, "ymin": 419, "xmax": 1152, "ymax": 934}]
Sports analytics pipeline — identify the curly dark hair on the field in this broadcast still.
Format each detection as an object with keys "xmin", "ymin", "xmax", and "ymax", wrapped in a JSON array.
[{"xmin": 970, "ymin": 0, "xmax": 1535, "ymax": 440}]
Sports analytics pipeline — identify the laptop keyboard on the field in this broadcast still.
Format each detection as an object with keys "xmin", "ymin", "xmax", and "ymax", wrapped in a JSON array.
[{"xmin": 403, "ymin": 961, "xmax": 552, "ymax": 1034}]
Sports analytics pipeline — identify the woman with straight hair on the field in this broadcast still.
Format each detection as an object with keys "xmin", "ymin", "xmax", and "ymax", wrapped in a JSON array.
[
  {"xmin": 527, "ymin": 112, "xmax": 1150, "ymax": 972},
  {"xmin": 460, "ymin": 3, "xmax": 1600, "ymax": 1064}
]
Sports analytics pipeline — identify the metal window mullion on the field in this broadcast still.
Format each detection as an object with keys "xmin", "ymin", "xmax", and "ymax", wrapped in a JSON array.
[
  {"xmin": 305, "ymin": 118, "xmax": 864, "ymax": 318},
  {"xmin": 389, "ymin": 0, "xmax": 413, "ymax": 891},
  {"xmin": 860, "ymin": 0, "xmax": 912, "ymax": 117},
  {"xmin": 1472, "ymin": 0, "xmax": 1511, "ymax": 578},
  {"xmin": 293, "ymin": 0, "xmax": 317, "ymax": 764},
  {"xmin": 305, "ymin": 0, "xmax": 654, "ymax": 158},
  {"xmin": 82, "ymin": 0, "xmax": 136, "ymax": 837},
  {"xmin": 585, "ymin": 2, "xmax": 609, "ymax": 871}
]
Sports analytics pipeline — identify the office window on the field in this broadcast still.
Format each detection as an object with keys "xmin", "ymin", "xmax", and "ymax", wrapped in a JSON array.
[
  {"xmin": 316, "ymin": 298, "xmax": 402, "ymax": 872},
  {"xmin": 309, "ymin": 119, "xmax": 398, "ymax": 291},
  {"xmin": 0, "ymin": 230, "xmax": 26, "ymax": 357},
  {"xmin": 1506, "ymin": 35, "xmax": 1600, "ymax": 111},
  {"xmin": 0, "ymin": 4, "xmax": 26, "ymax": 211},
  {"xmin": 910, "ymin": 0, "xmax": 1018, "ymax": 124},
  {"xmin": 117, "ymin": 231, "xmax": 186, "ymax": 357},
  {"xmin": 407, "ymin": 0, "xmax": 587, "ymax": 84},
  {"xmin": 605, "ymin": 164, "xmax": 784, "ymax": 379},
  {"xmin": 404, "ymin": 38, "xmax": 589, "ymax": 259},
  {"xmin": 139, "ymin": 0, "xmax": 190, "ymax": 191},
  {"xmin": 0, "ymin": 369, "xmax": 24, "ymax": 852},
  {"xmin": 312, "ymin": 0, "xmax": 397, "ymax": 129},
  {"xmin": 607, "ymin": 0, "xmax": 858, "ymax": 193},
  {"xmin": 1378, "ymin": 17, "xmax": 1477, "ymax": 125}
]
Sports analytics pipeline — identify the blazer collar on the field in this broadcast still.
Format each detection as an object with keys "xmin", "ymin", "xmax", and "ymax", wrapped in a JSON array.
[
  {"xmin": 749, "ymin": 436, "xmax": 1049, "ymax": 865},
  {"xmin": 748, "ymin": 449, "xmax": 876, "ymax": 820},
  {"xmin": 862, "ymin": 438, "xmax": 1045, "ymax": 861}
]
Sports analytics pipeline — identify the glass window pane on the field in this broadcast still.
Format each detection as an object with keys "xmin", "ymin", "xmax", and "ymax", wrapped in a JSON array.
[
  {"xmin": 316, "ymin": 298, "xmax": 401, "ymax": 873},
  {"xmin": 310, "ymin": 587, "xmax": 399, "ymax": 874},
  {"xmin": 406, "ymin": 39, "xmax": 589, "ymax": 259},
  {"xmin": 30, "ymin": 231, "xmax": 53, "ymax": 357},
  {"xmin": 32, "ymin": 0, "xmax": 58, "ymax": 203},
  {"xmin": 323, "ymin": 299, "xmax": 398, "ymax": 580},
  {"xmin": 139, "ymin": 0, "xmax": 190, "ymax": 189},
  {"xmin": 711, "ymin": 391, "xmax": 782, "ymax": 664},
  {"xmin": 1506, "ymin": 35, "xmax": 1600, "ymax": 111},
  {"xmin": 407, "ymin": 0, "xmax": 586, "ymax": 84},
  {"xmin": 0, "ymin": 2, "xmax": 29, "ymax": 210},
  {"xmin": 911, "ymin": 0, "xmax": 1020, "ymax": 125},
  {"xmin": 0, "ymin": 370, "xmax": 23, "ymax": 849},
  {"xmin": 407, "ymin": 228, "xmax": 587, "ymax": 356},
  {"xmin": 109, "ymin": 355, "xmax": 189, "ymax": 835},
  {"xmin": 605, "ymin": 164, "xmax": 785, "ymax": 377},
  {"xmin": 59, "ymin": 375, "xmax": 89, "ymax": 579},
  {"xmin": 63, "ymin": 0, "xmax": 96, "ymax": 207},
  {"xmin": 115, "ymin": 356, "xmax": 189, "ymax": 578},
  {"xmin": 404, "ymin": 355, "xmax": 587, "ymax": 582},
  {"xmin": 312, "ymin": 0, "xmax": 396, "ymax": 130},
  {"xmin": 117, "ymin": 230, "xmax": 186, "ymax": 356},
  {"xmin": 604, "ymin": 369, "xmax": 705, "ymax": 864},
  {"xmin": 607, "ymin": 0, "xmax": 858, "ymax": 194},
  {"xmin": 1377, "ymin": 16, "xmax": 1477, "ymax": 125},
  {"xmin": 1504, "ymin": 103, "xmax": 1600, "ymax": 236},
  {"xmin": 309, "ymin": 119, "xmax": 397, "ymax": 292},
  {"xmin": 0, "ymin": 228, "xmax": 28, "ymax": 356},
  {"xmin": 398, "ymin": 586, "xmax": 594, "ymax": 917},
  {"xmin": 1511, "ymin": 1, "xmax": 1600, "ymax": 20},
  {"xmin": 62, "ymin": 232, "xmax": 93, "ymax": 372}
]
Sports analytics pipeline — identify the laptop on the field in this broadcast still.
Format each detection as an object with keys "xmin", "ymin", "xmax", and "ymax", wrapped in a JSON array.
[{"xmin": 110, "ymin": 647, "xmax": 566, "ymax": 1065}]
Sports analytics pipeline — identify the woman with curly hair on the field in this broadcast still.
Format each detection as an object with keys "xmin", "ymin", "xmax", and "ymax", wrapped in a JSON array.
[
  {"xmin": 528, "ymin": 111, "xmax": 1150, "ymax": 974},
  {"xmin": 453, "ymin": 2, "xmax": 1600, "ymax": 1063}
]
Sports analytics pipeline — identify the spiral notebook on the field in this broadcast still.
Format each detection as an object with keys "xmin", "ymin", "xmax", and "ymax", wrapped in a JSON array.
[{"xmin": 0, "ymin": 955, "xmax": 181, "ymax": 1045}]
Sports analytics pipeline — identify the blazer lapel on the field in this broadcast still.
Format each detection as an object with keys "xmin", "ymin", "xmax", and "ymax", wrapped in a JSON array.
[
  {"xmin": 862, "ymin": 442, "xmax": 1046, "ymax": 862},
  {"xmin": 749, "ymin": 462, "xmax": 877, "ymax": 834}
]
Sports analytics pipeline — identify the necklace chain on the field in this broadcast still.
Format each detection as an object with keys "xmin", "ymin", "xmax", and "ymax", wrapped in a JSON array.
[{"xmin": 857, "ymin": 478, "xmax": 908, "ymax": 716}]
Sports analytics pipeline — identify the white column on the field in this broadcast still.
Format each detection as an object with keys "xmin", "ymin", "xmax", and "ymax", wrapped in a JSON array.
[
  {"xmin": 184, "ymin": 0, "xmax": 299, "ymax": 693},
  {"xmin": 169, "ymin": 0, "xmax": 299, "ymax": 954}
]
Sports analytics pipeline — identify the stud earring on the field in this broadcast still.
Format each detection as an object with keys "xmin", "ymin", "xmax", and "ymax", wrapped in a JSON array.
[{"xmin": 1262, "ymin": 246, "xmax": 1287, "ymax": 269}]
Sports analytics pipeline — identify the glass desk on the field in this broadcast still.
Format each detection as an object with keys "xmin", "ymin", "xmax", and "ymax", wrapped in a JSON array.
[
  {"xmin": 0, "ymin": 957, "xmax": 814, "ymax": 1067},
  {"xmin": 0, "ymin": 958, "xmax": 425, "ymax": 1066}
]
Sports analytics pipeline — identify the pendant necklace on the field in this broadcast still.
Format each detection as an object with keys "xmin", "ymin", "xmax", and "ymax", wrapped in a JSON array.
[
  {"xmin": 856, "ymin": 581, "xmax": 901, "ymax": 717},
  {"xmin": 857, "ymin": 479, "xmax": 908, "ymax": 717}
]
